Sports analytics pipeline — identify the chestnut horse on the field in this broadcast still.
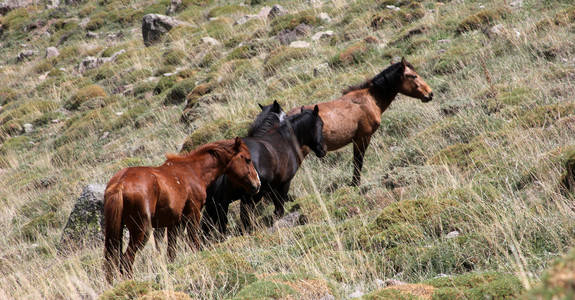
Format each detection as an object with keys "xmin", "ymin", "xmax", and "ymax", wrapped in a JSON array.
[
  {"xmin": 288, "ymin": 57, "xmax": 433, "ymax": 186},
  {"xmin": 103, "ymin": 137, "xmax": 260, "ymax": 283}
]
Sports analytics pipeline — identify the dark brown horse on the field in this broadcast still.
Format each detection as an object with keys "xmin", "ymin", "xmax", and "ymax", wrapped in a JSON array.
[
  {"xmin": 288, "ymin": 57, "xmax": 433, "ymax": 186},
  {"xmin": 103, "ymin": 137, "xmax": 260, "ymax": 283}
]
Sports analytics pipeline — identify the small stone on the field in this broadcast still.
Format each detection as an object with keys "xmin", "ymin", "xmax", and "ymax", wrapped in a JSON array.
[
  {"xmin": 259, "ymin": 6, "xmax": 272, "ymax": 18},
  {"xmin": 318, "ymin": 12, "xmax": 332, "ymax": 23},
  {"xmin": 23, "ymin": 123, "xmax": 34, "ymax": 133},
  {"xmin": 86, "ymin": 31, "xmax": 99, "ymax": 38},
  {"xmin": 383, "ymin": 279, "xmax": 406, "ymax": 287},
  {"xmin": 289, "ymin": 41, "xmax": 311, "ymax": 48},
  {"xmin": 45, "ymin": 47, "xmax": 59, "ymax": 58},
  {"xmin": 311, "ymin": 30, "xmax": 334, "ymax": 42},
  {"xmin": 201, "ymin": 37, "xmax": 221, "ymax": 46},
  {"xmin": 438, "ymin": 39, "xmax": 451, "ymax": 44},
  {"xmin": 16, "ymin": 50, "xmax": 36, "ymax": 63},
  {"xmin": 386, "ymin": 5, "xmax": 400, "ymax": 11},
  {"xmin": 100, "ymin": 131, "xmax": 109, "ymax": 140},
  {"xmin": 313, "ymin": 63, "xmax": 330, "ymax": 77},
  {"xmin": 268, "ymin": 4, "xmax": 288, "ymax": 20},
  {"xmin": 510, "ymin": 0, "xmax": 523, "ymax": 7},
  {"xmin": 445, "ymin": 231, "xmax": 460, "ymax": 239},
  {"xmin": 349, "ymin": 290, "xmax": 364, "ymax": 298}
]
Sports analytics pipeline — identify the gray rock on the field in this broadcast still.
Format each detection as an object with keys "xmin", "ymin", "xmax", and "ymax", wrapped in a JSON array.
[
  {"xmin": 383, "ymin": 279, "xmax": 406, "ymax": 287},
  {"xmin": 85, "ymin": 31, "xmax": 99, "ymax": 38},
  {"xmin": 45, "ymin": 47, "xmax": 59, "ymax": 58},
  {"xmin": 269, "ymin": 211, "xmax": 308, "ymax": 233},
  {"xmin": 313, "ymin": 63, "xmax": 330, "ymax": 77},
  {"xmin": 311, "ymin": 30, "xmax": 334, "ymax": 42},
  {"xmin": 16, "ymin": 50, "xmax": 36, "ymax": 63},
  {"xmin": 142, "ymin": 14, "xmax": 190, "ymax": 47},
  {"xmin": 47, "ymin": 0, "xmax": 59, "ymax": 9},
  {"xmin": 201, "ymin": 37, "xmax": 221, "ymax": 46},
  {"xmin": 276, "ymin": 23, "xmax": 312, "ymax": 45},
  {"xmin": 318, "ymin": 12, "xmax": 332, "ymax": 23},
  {"xmin": 0, "ymin": 0, "xmax": 33, "ymax": 15},
  {"xmin": 60, "ymin": 184, "xmax": 106, "ymax": 251},
  {"xmin": 484, "ymin": 24, "xmax": 505, "ymax": 39},
  {"xmin": 445, "ymin": 231, "xmax": 460, "ymax": 239},
  {"xmin": 166, "ymin": 0, "xmax": 181, "ymax": 15},
  {"xmin": 258, "ymin": 6, "xmax": 272, "ymax": 18},
  {"xmin": 268, "ymin": 4, "xmax": 288, "ymax": 20},
  {"xmin": 349, "ymin": 290, "xmax": 364, "ymax": 298},
  {"xmin": 23, "ymin": 123, "xmax": 34, "ymax": 133},
  {"xmin": 78, "ymin": 49, "xmax": 125, "ymax": 74},
  {"xmin": 289, "ymin": 41, "xmax": 310, "ymax": 48}
]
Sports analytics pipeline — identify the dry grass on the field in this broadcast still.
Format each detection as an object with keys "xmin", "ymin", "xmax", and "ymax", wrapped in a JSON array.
[{"xmin": 1, "ymin": 0, "xmax": 575, "ymax": 298}]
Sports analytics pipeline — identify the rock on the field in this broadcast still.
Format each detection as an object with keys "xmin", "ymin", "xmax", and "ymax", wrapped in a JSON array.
[
  {"xmin": 77, "ymin": 49, "xmax": 125, "ymax": 74},
  {"xmin": 313, "ymin": 63, "xmax": 330, "ymax": 77},
  {"xmin": 142, "ymin": 14, "xmax": 190, "ymax": 47},
  {"xmin": 311, "ymin": 30, "xmax": 334, "ymax": 42},
  {"xmin": 24, "ymin": 20, "xmax": 46, "ymax": 32},
  {"xmin": 349, "ymin": 290, "xmax": 364, "ymax": 298},
  {"xmin": 0, "ymin": 0, "xmax": 33, "ymax": 15},
  {"xmin": 47, "ymin": 0, "xmax": 59, "ymax": 9},
  {"xmin": 113, "ymin": 84, "xmax": 134, "ymax": 95},
  {"xmin": 318, "ymin": 12, "xmax": 332, "ymax": 23},
  {"xmin": 276, "ymin": 23, "xmax": 312, "ymax": 45},
  {"xmin": 85, "ymin": 31, "xmax": 99, "ymax": 38},
  {"xmin": 269, "ymin": 211, "xmax": 308, "ymax": 233},
  {"xmin": 383, "ymin": 279, "xmax": 407, "ymax": 287},
  {"xmin": 445, "ymin": 231, "xmax": 460, "ymax": 239},
  {"xmin": 289, "ymin": 41, "xmax": 310, "ymax": 48},
  {"xmin": 258, "ymin": 6, "xmax": 272, "ymax": 18},
  {"xmin": 268, "ymin": 4, "xmax": 288, "ymax": 20},
  {"xmin": 484, "ymin": 24, "xmax": 505, "ymax": 39},
  {"xmin": 166, "ymin": 0, "xmax": 181, "ymax": 15},
  {"xmin": 510, "ymin": 0, "xmax": 523, "ymax": 8},
  {"xmin": 23, "ymin": 123, "xmax": 34, "ymax": 133},
  {"xmin": 45, "ymin": 47, "xmax": 59, "ymax": 58},
  {"xmin": 438, "ymin": 39, "xmax": 451, "ymax": 44},
  {"xmin": 201, "ymin": 37, "xmax": 221, "ymax": 46},
  {"xmin": 79, "ymin": 18, "xmax": 90, "ymax": 28},
  {"xmin": 16, "ymin": 50, "xmax": 36, "ymax": 63},
  {"xmin": 59, "ymin": 184, "xmax": 106, "ymax": 251}
]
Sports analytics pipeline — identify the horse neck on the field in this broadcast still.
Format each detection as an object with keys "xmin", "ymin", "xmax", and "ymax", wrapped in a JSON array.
[
  {"xmin": 179, "ymin": 151, "xmax": 227, "ymax": 188},
  {"xmin": 370, "ymin": 89, "xmax": 398, "ymax": 115}
]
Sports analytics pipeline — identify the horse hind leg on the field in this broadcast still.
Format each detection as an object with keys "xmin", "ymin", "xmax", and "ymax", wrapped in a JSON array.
[
  {"xmin": 120, "ymin": 221, "xmax": 152, "ymax": 278},
  {"xmin": 351, "ymin": 136, "xmax": 372, "ymax": 187},
  {"xmin": 167, "ymin": 222, "xmax": 184, "ymax": 262}
]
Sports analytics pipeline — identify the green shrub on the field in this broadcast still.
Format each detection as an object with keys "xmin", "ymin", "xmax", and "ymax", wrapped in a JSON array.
[
  {"xmin": 85, "ymin": 18, "xmax": 104, "ymax": 31},
  {"xmin": 425, "ymin": 272, "xmax": 524, "ymax": 299},
  {"xmin": 371, "ymin": 2, "xmax": 425, "ymax": 29},
  {"xmin": 232, "ymin": 281, "xmax": 298, "ymax": 300},
  {"xmin": 208, "ymin": 4, "xmax": 249, "ymax": 18},
  {"xmin": 33, "ymin": 61, "xmax": 54, "ymax": 74},
  {"xmin": 100, "ymin": 280, "xmax": 161, "ymax": 300},
  {"xmin": 163, "ymin": 49, "xmax": 187, "ymax": 66},
  {"xmin": 264, "ymin": 47, "xmax": 311, "ymax": 76},
  {"xmin": 269, "ymin": 10, "xmax": 321, "ymax": 35},
  {"xmin": 153, "ymin": 76, "xmax": 178, "ymax": 95},
  {"xmin": 65, "ymin": 85, "xmax": 108, "ymax": 110},
  {"xmin": 456, "ymin": 7, "xmax": 511, "ymax": 33},
  {"xmin": 329, "ymin": 41, "xmax": 378, "ymax": 68},
  {"xmin": 20, "ymin": 212, "xmax": 60, "ymax": 241},
  {"xmin": 514, "ymin": 102, "xmax": 575, "ymax": 128},
  {"xmin": 164, "ymin": 79, "xmax": 196, "ymax": 105},
  {"xmin": 0, "ymin": 88, "xmax": 18, "ymax": 105}
]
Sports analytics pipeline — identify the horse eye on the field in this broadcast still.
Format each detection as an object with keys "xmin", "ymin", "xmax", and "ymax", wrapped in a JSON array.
[{"xmin": 246, "ymin": 158, "xmax": 251, "ymax": 163}]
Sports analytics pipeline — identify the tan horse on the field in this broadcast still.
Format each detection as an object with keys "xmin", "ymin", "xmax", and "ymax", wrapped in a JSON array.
[
  {"xmin": 103, "ymin": 137, "xmax": 260, "ymax": 283},
  {"xmin": 289, "ymin": 58, "xmax": 433, "ymax": 186}
]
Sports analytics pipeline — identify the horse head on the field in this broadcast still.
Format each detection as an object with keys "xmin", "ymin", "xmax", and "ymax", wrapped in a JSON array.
[
  {"xmin": 300, "ymin": 105, "xmax": 327, "ymax": 158},
  {"xmin": 249, "ymin": 100, "xmax": 286, "ymax": 137},
  {"xmin": 396, "ymin": 57, "xmax": 434, "ymax": 102},
  {"xmin": 225, "ymin": 137, "xmax": 261, "ymax": 194}
]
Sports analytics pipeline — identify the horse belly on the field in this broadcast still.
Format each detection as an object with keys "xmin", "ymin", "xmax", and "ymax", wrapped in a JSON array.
[{"xmin": 151, "ymin": 207, "xmax": 182, "ymax": 228}]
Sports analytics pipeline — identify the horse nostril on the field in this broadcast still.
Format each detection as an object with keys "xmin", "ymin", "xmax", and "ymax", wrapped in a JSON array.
[{"xmin": 429, "ymin": 92, "xmax": 434, "ymax": 98}]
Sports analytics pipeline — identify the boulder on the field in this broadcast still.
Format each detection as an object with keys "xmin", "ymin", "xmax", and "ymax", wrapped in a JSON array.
[
  {"xmin": 311, "ymin": 30, "xmax": 334, "ymax": 42},
  {"xmin": 142, "ymin": 14, "xmax": 190, "ymax": 47},
  {"xmin": 23, "ymin": 123, "xmax": 33, "ymax": 133},
  {"xmin": 313, "ymin": 63, "xmax": 330, "ymax": 77},
  {"xmin": 318, "ymin": 12, "xmax": 332, "ymax": 23},
  {"xmin": 276, "ymin": 23, "xmax": 312, "ymax": 45},
  {"xmin": 60, "ymin": 184, "xmax": 106, "ymax": 251},
  {"xmin": 267, "ymin": 4, "xmax": 288, "ymax": 20},
  {"xmin": 166, "ymin": 0, "xmax": 181, "ymax": 15},
  {"xmin": 201, "ymin": 36, "xmax": 221, "ymax": 46},
  {"xmin": 289, "ymin": 41, "xmax": 310, "ymax": 48},
  {"xmin": 45, "ymin": 47, "xmax": 59, "ymax": 58}
]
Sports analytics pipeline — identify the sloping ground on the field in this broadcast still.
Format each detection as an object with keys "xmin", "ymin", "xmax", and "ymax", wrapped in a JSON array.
[{"xmin": 1, "ymin": 0, "xmax": 575, "ymax": 298}]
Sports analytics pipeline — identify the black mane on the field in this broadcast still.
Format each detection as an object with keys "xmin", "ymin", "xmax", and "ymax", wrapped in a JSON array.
[
  {"xmin": 278, "ymin": 109, "xmax": 316, "ymax": 144},
  {"xmin": 342, "ymin": 61, "xmax": 414, "ymax": 96},
  {"xmin": 247, "ymin": 103, "xmax": 283, "ymax": 137}
]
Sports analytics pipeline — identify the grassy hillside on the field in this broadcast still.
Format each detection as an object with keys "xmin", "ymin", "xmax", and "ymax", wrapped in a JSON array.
[{"xmin": 1, "ymin": 0, "xmax": 574, "ymax": 298}]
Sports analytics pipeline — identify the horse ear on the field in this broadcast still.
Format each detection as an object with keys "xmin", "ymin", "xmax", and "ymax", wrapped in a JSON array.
[
  {"xmin": 313, "ymin": 105, "xmax": 319, "ymax": 116},
  {"xmin": 234, "ymin": 137, "xmax": 242, "ymax": 151},
  {"xmin": 272, "ymin": 100, "xmax": 280, "ymax": 112},
  {"xmin": 258, "ymin": 103, "xmax": 264, "ymax": 110},
  {"xmin": 301, "ymin": 106, "xmax": 305, "ymax": 113},
  {"xmin": 401, "ymin": 57, "xmax": 407, "ymax": 70}
]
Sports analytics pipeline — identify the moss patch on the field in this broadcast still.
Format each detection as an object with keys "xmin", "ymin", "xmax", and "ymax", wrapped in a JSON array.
[
  {"xmin": 232, "ymin": 280, "xmax": 298, "ymax": 300},
  {"xmin": 424, "ymin": 272, "xmax": 524, "ymax": 299},
  {"xmin": 65, "ymin": 85, "xmax": 108, "ymax": 111},
  {"xmin": 456, "ymin": 7, "xmax": 511, "ymax": 33},
  {"xmin": 99, "ymin": 280, "xmax": 160, "ymax": 299}
]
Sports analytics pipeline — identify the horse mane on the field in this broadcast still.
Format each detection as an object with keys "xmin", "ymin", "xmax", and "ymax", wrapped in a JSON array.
[
  {"xmin": 278, "ymin": 109, "xmax": 315, "ymax": 141},
  {"xmin": 247, "ymin": 103, "xmax": 284, "ymax": 137},
  {"xmin": 166, "ymin": 139, "xmax": 238, "ymax": 163},
  {"xmin": 341, "ymin": 61, "xmax": 415, "ymax": 95}
]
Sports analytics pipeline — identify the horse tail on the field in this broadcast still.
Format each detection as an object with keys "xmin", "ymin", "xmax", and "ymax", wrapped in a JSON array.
[{"xmin": 104, "ymin": 181, "xmax": 124, "ymax": 283}]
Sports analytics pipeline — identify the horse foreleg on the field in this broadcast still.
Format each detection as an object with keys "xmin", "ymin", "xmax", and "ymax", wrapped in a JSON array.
[
  {"xmin": 240, "ymin": 195, "xmax": 260, "ymax": 235},
  {"xmin": 201, "ymin": 197, "xmax": 231, "ymax": 242},
  {"xmin": 121, "ymin": 222, "xmax": 151, "ymax": 278},
  {"xmin": 185, "ymin": 208, "xmax": 202, "ymax": 251},
  {"xmin": 351, "ymin": 136, "xmax": 372, "ymax": 186},
  {"xmin": 271, "ymin": 183, "xmax": 291, "ymax": 218},
  {"xmin": 153, "ymin": 227, "xmax": 166, "ymax": 253},
  {"xmin": 167, "ymin": 222, "xmax": 184, "ymax": 262}
]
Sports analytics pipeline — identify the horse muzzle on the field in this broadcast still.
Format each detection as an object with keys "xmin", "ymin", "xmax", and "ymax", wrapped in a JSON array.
[
  {"xmin": 422, "ymin": 92, "xmax": 433, "ymax": 103},
  {"xmin": 248, "ymin": 182, "xmax": 261, "ymax": 195}
]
